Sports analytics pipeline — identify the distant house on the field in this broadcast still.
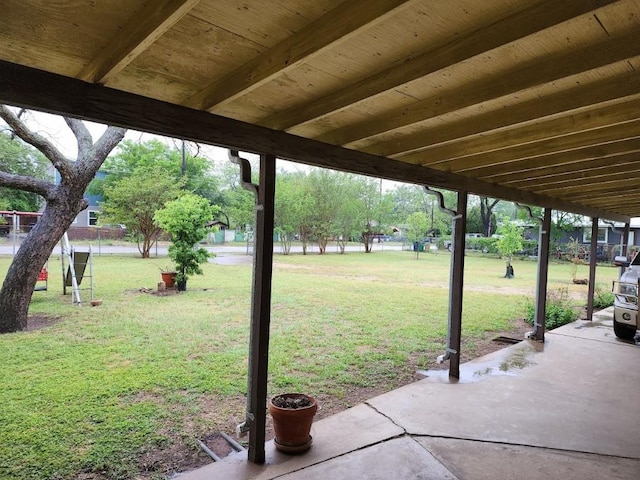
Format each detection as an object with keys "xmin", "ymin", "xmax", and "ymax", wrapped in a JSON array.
[
  {"xmin": 50, "ymin": 168, "xmax": 104, "ymax": 228},
  {"xmin": 551, "ymin": 219, "xmax": 640, "ymax": 262}
]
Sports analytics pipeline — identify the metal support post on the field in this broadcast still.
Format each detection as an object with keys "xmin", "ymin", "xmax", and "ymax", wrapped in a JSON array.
[
  {"xmin": 447, "ymin": 191, "xmax": 467, "ymax": 378},
  {"xmin": 425, "ymin": 187, "xmax": 467, "ymax": 379},
  {"xmin": 229, "ymin": 150, "xmax": 276, "ymax": 464},
  {"xmin": 532, "ymin": 208, "xmax": 551, "ymax": 341},
  {"xmin": 586, "ymin": 217, "xmax": 598, "ymax": 320}
]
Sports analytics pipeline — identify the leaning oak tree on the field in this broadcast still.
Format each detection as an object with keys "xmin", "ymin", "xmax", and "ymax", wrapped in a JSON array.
[{"xmin": 0, "ymin": 106, "xmax": 125, "ymax": 333}]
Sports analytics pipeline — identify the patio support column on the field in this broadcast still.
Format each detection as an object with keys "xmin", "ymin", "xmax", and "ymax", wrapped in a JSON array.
[
  {"xmin": 229, "ymin": 150, "xmax": 276, "ymax": 464},
  {"xmin": 247, "ymin": 153, "xmax": 276, "ymax": 463},
  {"xmin": 530, "ymin": 208, "xmax": 551, "ymax": 342},
  {"xmin": 622, "ymin": 222, "xmax": 630, "ymax": 257},
  {"xmin": 448, "ymin": 191, "xmax": 467, "ymax": 379},
  {"xmin": 586, "ymin": 217, "xmax": 598, "ymax": 321}
]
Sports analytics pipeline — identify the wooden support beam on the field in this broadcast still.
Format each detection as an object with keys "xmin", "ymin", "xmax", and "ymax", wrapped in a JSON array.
[
  {"xmin": 260, "ymin": 0, "xmax": 621, "ymax": 131},
  {"xmin": 586, "ymin": 218, "xmax": 599, "ymax": 321},
  {"xmin": 188, "ymin": 0, "xmax": 410, "ymax": 111},
  {"xmin": 448, "ymin": 191, "xmax": 467, "ymax": 379},
  {"xmin": 526, "ymin": 168, "xmax": 640, "ymax": 191},
  {"xmin": 530, "ymin": 208, "xmax": 551, "ymax": 342},
  {"xmin": 412, "ymin": 119, "xmax": 640, "ymax": 170},
  {"xmin": 476, "ymin": 138, "xmax": 640, "ymax": 180},
  {"xmin": 329, "ymin": 71, "xmax": 640, "ymax": 152},
  {"xmin": 0, "ymin": 60, "xmax": 629, "ymax": 223},
  {"xmin": 398, "ymin": 97, "xmax": 640, "ymax": 165},
  {"xmin": 540, "ymin": 176, "xmax": 640, "ymax": 197},
  {"xmin": 78, "ymin": 0, "xmax": 200, "ymax": 84},
  {"xmin": 246, "ymin": 153, "xmax": 276, "ymax": 464},
  {"xmin": 497, "ymin": 153, "xmax": 640, "ymax": 186}
]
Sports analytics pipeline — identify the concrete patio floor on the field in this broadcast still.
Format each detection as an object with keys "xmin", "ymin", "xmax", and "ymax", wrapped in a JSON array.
[{"xmin": 179, "ymin": 307, "xmax": 640, "ymax": 479}]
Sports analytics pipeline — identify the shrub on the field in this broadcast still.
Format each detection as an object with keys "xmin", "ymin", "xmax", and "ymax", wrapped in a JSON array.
[
  {"xmin": 593, "ymin": 284, "xmax": 615, "ymax": 309},
  {"xmin": 523, "ymin": 287, "xmax": 578, "ymax": 330}
]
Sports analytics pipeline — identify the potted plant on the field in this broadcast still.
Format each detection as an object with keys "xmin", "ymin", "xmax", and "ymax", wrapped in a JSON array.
[
  {"xmin": 268, "ymin": 393, "xmax": 317, "ymax": 453},
  {"xmin": 154, "ymin": 193, "xmax": 217, "ymax": 291},
  {"xmin": 159, "ymin": 267, "xmax": 177, "ymax": 288}
]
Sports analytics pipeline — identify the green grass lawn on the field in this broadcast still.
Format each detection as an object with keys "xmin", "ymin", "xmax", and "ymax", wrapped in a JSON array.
[{"xmin": 0, "ymin": 250, "xmax": 619, "ymax": 479}]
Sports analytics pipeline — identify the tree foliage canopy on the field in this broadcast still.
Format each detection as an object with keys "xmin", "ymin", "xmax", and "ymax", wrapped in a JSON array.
[
  {"xmin": 100, "ymin": 166, "xmax": 180, "ymax": 258},
  {"xmin": 154, "ymin": 193, "xmax": 217, "ymax": 286},
  {"xmin": 90, "ymin": 139, "xmax": 220, "ymax": 204},
  {"xmin": 0, "ymin": 131, "xmax": 49, "ymax": 211}
]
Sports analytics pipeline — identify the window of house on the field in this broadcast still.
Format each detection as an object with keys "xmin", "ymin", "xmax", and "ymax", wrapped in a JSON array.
[
  {"xmin": 89, "ymin": 211, "xmax": 99, "ymax": 226},
  {"xmin": 583, "ymin": 227, "xmax": 607, "ymax": 244}
]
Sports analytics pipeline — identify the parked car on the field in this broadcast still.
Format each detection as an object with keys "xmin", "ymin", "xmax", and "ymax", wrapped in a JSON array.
[{"xmin": 612, "ymin": 254, "xmax": 640, "ymax": 339}]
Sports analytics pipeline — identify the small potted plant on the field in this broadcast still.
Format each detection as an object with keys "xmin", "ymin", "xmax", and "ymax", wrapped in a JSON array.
[
  {"xmin": 154, "ymin": 193, "xmax": 217, "ymax": 292},
  {"xmin": 268, "ymin": 393, "xmax": 317, "ymax": 453},
  {"xmin": 159, "ymin": 266, "xmax": 177, "ymax": 288}
]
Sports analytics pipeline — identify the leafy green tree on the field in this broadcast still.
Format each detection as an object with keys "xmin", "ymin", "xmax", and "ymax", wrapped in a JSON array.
[
  {"xmin": 0, "ymin": 131, "xmax": 49, "ymax": 211},
  {"xmin": 0, "ymin": 106, "xmax": 125, "ymax": 332},
  {"xmin": 307, "ymin": 169, "xmax": 342, "ymax": 254},
  {"xmin": 90, "ymin": 139, "xmax": 220, "ymax": 204},
  {"xmin": 352, "ymin": 177, "xmax": 393, "ymax": 253},
  {"xmin": 100, "ymin": 167, "xmax": 180, "ymax": 258},
  {"xmin": 479, "ymin": 196, "xmax": 500, "ymax": 237},
  {"xmin": 406, "ymin": 211, "xmax": 430, "ymax": 259},
  {"xmin": 333, "ymin": 174, "xmax": 361, "ymax": 254},
  {"xmin": 275, "ymin": 171, "xmax": 312, "ymax": 254},
  {"xmin": 496, "ymin": 216, "xmax": 524, "ymax": 278},
  {"xmin": 215, "ymin": 160, "xmax": 256, "ymax": 231},
  {"xmin": 154, "ymin": 193, "xmax": 217, "ymax": 290},
  {"xmin": 387, "ymin": 184, "xmax": 428, "ymax": 227}
]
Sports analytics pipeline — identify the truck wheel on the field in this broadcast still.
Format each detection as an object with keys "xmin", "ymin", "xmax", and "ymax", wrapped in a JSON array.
[{"xmin": 613, "ymin": 319, "xmax": 636, "ymax": 340}]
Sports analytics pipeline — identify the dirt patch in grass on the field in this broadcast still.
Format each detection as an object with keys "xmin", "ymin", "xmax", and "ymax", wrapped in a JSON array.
[{"xmin": 26, "ymin": 315, "xmax": 62, "ymax": 331}]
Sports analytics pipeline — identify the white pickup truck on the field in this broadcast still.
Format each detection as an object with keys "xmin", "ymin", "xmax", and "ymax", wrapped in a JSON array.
[{"xmin": 612, "ymin": 254, "xmax": 640, "ymax": 339}]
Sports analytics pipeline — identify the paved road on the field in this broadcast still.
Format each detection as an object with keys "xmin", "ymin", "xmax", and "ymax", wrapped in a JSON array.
[{"xmin": 0, "ymin": 242, "xmax": 404, "ymax": 257}]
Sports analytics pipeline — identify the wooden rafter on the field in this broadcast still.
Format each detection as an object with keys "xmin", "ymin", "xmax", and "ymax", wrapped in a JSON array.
[
  {"xmin": 188, "ymin": 0, "xmax": 411, "ymax": 111},
  {"xmin": 401, "ymin": 96, "xmax": 640, "ymax": 165},
  {"xmin": 78, "ymin": 0, "xmax": 200, "ymax": 84},
  {"xmin": 352, "ymin": 71, "xmax": 640, "ymax": 156},
  {"xmin": 415, "ymin": 121, "xmax": 640, "ymax": 171},
  {"xmin": 259, "ymin": 0, "xmax": 621, "ymax": 131},
  {"xmin": 475, "ymin": 138, "xmax": 640, "ymax": 179},
  {"xmin": 502, "ymin": 156, "xmax": 640, "ymax": 187}
]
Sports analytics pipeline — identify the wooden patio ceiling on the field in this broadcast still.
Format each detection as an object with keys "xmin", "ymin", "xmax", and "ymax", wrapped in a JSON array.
[{"xmin": 1, "ymin": 0, "xmax": 639, "ymax": 222}]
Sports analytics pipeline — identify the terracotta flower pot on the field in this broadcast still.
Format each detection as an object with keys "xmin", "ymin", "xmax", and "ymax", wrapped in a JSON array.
[
  {"xmin": 161, "ymin": 271, "xmax": 176, "ymax": 288},
  {"xmin": 269, "ymin": 393, "xmax": 317, "ymax": 453}
]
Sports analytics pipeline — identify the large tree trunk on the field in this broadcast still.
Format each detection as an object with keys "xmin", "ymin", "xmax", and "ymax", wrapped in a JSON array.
[
  {"xmin": 0, "ymin": 195, "xmax": 83, "ymax": 332},
  {"xmin": 0, "ymin": 106, "xmax": 125, "ymax": 333}
]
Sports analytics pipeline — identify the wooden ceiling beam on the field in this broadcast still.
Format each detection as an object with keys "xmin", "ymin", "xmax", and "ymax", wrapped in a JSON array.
[
  {"xmin": 584, "ymin": 194, "xmax": 640, "ymax": 205},
  {"xmin": 399, "ymin": 96, "xmax": 640, "ymax": 165},
  {"xmin": 474, "ymin": 138, "xmax": 640, "ymax": 179},
  {"xmin": 485, "ymin": 149, "xmax": 640, "ymax": 183},
  {"xmin": 578, "ymin": 196, "xmax": 640, "ymax": 208},
  {"xmin": 259, "ymin": 0, "xmax": 619, "ymax": 131},
  {"xmin": 352, "ymin": 71, "xmax": 640, "ymax": 156},
  {"xmin": 540, "ymin": 177, "xmax": 640, "ymax": 196},
  {"xmin": 524, "ymin": 169, "xmax": 640, "ymax": 191},
  {"xmin": 0, "ymin": 59, "xmax": 628, "ymax": 223},
  {"xmin": 187, "ymin": 0, "xmax": 411, "ymax": 111},
  {"xmin": 77, "ymin": 0, "xmax": 200, "ymax": 84},
  {"xmin": 418, "ymin": 121, "xmax": 640, "ymax": 172}
]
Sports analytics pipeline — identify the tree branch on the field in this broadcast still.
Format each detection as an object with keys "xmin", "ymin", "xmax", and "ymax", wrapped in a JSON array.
[
  {"xmin": 76, "ymin": 126, "xmax": 126, "ymax": 182},
  {"xmin": 64, "ymin": 117, "xmax": 92, "ymax": 158},
  {"xmin": 0, "ymin": 171, "xmax": 55, "ymax": 200},
  {"xmin": 0, "ymin": 105, "xmax": 74, "ymax": 180}
]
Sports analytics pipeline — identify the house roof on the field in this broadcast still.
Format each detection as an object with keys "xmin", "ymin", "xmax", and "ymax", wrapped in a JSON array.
[{"xmin": 1, "ymin": 0, "xmax": 639, "ymax": 222}]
